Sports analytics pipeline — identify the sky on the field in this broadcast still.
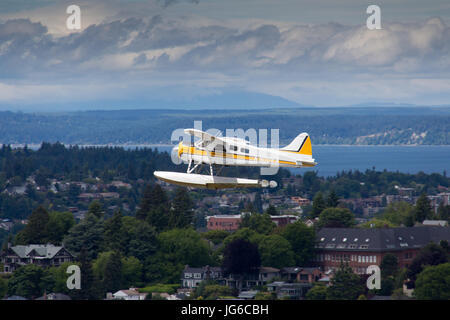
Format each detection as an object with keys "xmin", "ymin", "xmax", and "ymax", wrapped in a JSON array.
[{"xmin": 0, "ymin": 0, "xmax": 450, "ymax": 110}]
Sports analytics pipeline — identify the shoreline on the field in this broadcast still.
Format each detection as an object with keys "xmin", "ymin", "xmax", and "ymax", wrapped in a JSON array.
[{"xmin": 3, "ymin": 143, "xmax": 450, "ymax": 149}]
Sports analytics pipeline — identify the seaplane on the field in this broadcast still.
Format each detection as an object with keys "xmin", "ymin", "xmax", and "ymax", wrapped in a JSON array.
[{"xmin": 154, "ymin": 129, "xmax": 317, "ymax": 189}]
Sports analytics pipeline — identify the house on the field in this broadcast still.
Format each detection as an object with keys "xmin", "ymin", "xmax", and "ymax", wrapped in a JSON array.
[
  {"xmin": 112, "ymin": 288, "xmax": 147, "ymax": 300},
  {"xmin": 281, "ymin": 267, "xmax": 322, "ymax": 283},
  {"xmin": 314, "ymin": 226, "xmax": 450, "ymax": 274},
  {"xmin": 205, "ymin": 213, "xmax": 299, "ymax": 231},
  {"xmin": 422, "ymin": 220, "xmax": 448, "ymax": 227},
  {"xmin": 267, "ymin": 281, "xmax": 312, "ymax": 300},
  {"xmin": 221, "ymin": 267, "xmax": 280, "ymax": 290},
  {"xmin": 237, "ymin": 290, "xmax": 258, "ymax": 299},
  {"xmin": 270, "ymin": 215, "xmax": 300, "ymax": 227},
  {"xmin": 291, "ymin": 197, "xmax": 310, "ymax": 206},
  {"xmin": 1, "ymin": 244, "xmax": 74, "ymax": 273},
  {"xmin": 205, "ymin": 214, "xmax": 242, "ymax": 231},
  {"xmin": 181, "ymin": 265, "xmax": 223, "ymax": 288},
  {"xmin": 36, "ymin": 293, "xmax": 72, "ymax": 300},
  {"xmin": 304, "ymin": 219, "xmax": 317, "ymax": 227},
  {"xmin": 109, "ymin": 181, "xmax": 132, "ymax": 189},
  {"xmin": 181, "ymin": 265, "xmax": 280, "ymax": 291}
]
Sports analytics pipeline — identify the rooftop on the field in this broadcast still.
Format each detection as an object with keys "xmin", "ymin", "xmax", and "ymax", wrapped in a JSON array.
[{"xmin": 316, "ymin": 226, "xmax": 450, "ymax": 252}]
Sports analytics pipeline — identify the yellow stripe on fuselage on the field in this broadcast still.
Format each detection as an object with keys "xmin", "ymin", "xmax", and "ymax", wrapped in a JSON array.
[{"xmin": 179, "ymin": 144, "xmax": 308, "ymax": 166}]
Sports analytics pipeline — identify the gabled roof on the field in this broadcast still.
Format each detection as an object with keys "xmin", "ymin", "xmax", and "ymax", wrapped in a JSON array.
[
  {"xmin": 9, "ymin": 244, "xmax": 69, "ymax": 259},
  {"xmin": 316, "ymin": 226, "xmax": 450, "ymax": 252}
]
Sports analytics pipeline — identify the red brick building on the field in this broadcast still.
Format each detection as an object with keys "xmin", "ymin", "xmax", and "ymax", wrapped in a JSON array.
[
  {"xmin": 206, "ymin": 214, "xmax": 242, "ymax": 231},
  {"xmin": 314, "ymin": 226, "xmax": 450, "ymax": 274},
  {"xmin": 206, "ymin": 214, "xmax": 299, "ymax": 231}
]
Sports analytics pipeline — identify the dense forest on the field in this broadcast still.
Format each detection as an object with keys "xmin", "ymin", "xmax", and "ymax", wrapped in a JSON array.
[
  {"xmin": 0, "ymin": 143, "xmax": 448, "ymax": 222},
  {"xmin": 1, "ymin": 107, "xmax": 449, "ymax": 145}
]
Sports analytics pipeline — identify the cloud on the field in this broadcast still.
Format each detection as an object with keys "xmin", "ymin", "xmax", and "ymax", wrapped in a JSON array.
[{"xmin": 0, "ymin": 13, "xmax": 450, "ymax": 107}]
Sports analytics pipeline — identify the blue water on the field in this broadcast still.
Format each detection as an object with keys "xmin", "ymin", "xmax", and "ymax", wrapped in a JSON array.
[{"xmin": 153, "ymin": 145, "xmax": 450, "ymax": 177}]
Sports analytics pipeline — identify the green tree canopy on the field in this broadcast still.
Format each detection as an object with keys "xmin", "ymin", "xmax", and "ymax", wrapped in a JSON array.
[
  {"xmin": 317, "ymin": 207, "xmax": 355, "ymax": 228},
  {"xmin": 311, "ymin": 192, "xmax": 326, "ymax": 218},
  {"xmin": 63, "ymin": 213, "xmax": 105, "ymax": 260},
  {"xmin": 382, "ymin": 202, "xmax": 415, "ymax": 226},
  {"xmin": 414, "ymin": 193, "xmax": 433, "ymax": 223},
  {"xmin": 305, "ymin": 283, "xmax": 328, "ymax": 300},
  {"xmin": 326, "ymin": 263, "xmax": 364, "ymax": 300},
  {"xmin": 46, "ymin": 211, "xmax": 75, "ymax": 245},
  {"xmin": 281, "ymin": 221, "xmax": 316, "ymax": 266},
  {"xmin": 169, "ymin": 188, "xmax": 194, "ymax": 229},
  {"xmin": 258, "ymin": 234, "xmax": 295, "ymax": 269},
  {"xmin": 407, "ymin": 242, "xmax": 448, "ymax": 285},
  {"xmin": 88, "ymin": 201, "xmax": 104, "ymax": 219},
  {"xmin": 222, "ymin": 238, "xmax": 261, "ymax": 276},
  {"xmin": 239, "ymin": 213, "xmax": 276, "ymax": 235},
  {"xmin": 415, "ymin": 263, "xmax": 450, "ymax": 300},
  {"xmin": 18, "ymin": 206, "xmax": 50, "ymax": 244},
  {"xmin": 326, "ymin": 189, "xmax": 340, "ymax": 208},
  {"xmin": 7, "ymin": 265, "xmax": 54, "ymax": 299}
]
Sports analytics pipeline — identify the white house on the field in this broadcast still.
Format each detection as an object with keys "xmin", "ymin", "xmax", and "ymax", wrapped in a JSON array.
[{"xmin": 112, "ymin": 288, "xmax": 147, "ymax": 300}]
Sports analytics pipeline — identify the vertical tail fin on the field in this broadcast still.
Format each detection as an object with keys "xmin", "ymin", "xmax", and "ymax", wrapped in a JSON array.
[{"xmin": 281, "ymin": 133, "xmax": 312, "ymax": 156}]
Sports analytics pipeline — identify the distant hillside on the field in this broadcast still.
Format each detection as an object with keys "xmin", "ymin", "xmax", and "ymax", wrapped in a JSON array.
[{"xmin": 0, "ymin": 107, "xmax": 449, "ymax": 145}]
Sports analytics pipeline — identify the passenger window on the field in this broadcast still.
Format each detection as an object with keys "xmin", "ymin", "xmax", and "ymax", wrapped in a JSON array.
[
  {"xmin": 215, "ymin": 144, "xmax": 226, "ymax": 153},
  {"xmin": 241, "ymin": 148, "xmax": 249, "ymax": 153}
]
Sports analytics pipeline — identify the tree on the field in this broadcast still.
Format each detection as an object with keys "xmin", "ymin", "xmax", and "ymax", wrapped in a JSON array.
[
  {"xmin": 239, "ymin": 213, "xmax": 276, "ymax": 235},
  {"xmin": 136, "ymin": 184, "xmax": 169, "ymax": 221},
  {"xmin": 47, "ymin": 261, "xmax": 79, "ymax": 295},
  {"xmin": 127, "ymin": 221, "xmax": 158, "ymax": 261},
  {"xmin": 158, "ymin": 228, "xmax": 212, "ymax": 267},
  {"xmin": 103, "ymin": 210, "xmax": 125, "ymax": 253},
  {"xmin": 46, "ymin": 211, "xmax": 75, "ymax": 244},
  {"xmin": 121, "ymin": 256, "xmax": 144, "ymax": 288},
  {"xmin": 317, "ymin": 208, "xmax": 355, "ymax": 228},
  {"xmin": 437, "ymin": 203, "xmax": 450, "ymax": 221},
  {"xmin": 414, "ymin": 193, "xmax": 432, "ymax": 223},
  {"xmin": 147, "ymin": 205, "xmax": 170, "ymax": 233},
  {"xmin": 88, "ymin": 201, "xmax": 104, "ymax": 219},
  {"xmin": 169, "ymin": 188, "xmax": 193, "ymax": 229},
  {"xmin": 144, "ymin": 228, "xmax": 213, "ymax": 284},
  {"xmin": 380, "ymin": 253, "xmax": 398, "ymax": 278},
  {"xmin": 63, "ymin": 213, "xmax": 104, "ymax": 260},
  {"xmin": 0, "ymin": 276, "xmax": 8, "ymax": 299},
  {"xmin": 19, "ymin": 206, "xmax": 50, "ymax": 244},
  {"xmin": 222, "ymin": 239, "xmax": 261, "ymax": 276},
  {"xmin": 265, "ymin": 205, "xmax": 278, "ymax": 216},
  {"xmin": 414, "ymin": 263, "xmax": 450, "ymax": 300},
  {"xmin": 202, "ymin": 230, "xmax": 229, "ymax": 246},
  {"xmin": 326, "ymin": 189, "xmax": 340, "ymax": 208},
  {"xmin": 326, "ymin": 263, "xmax": 364, "ymax": 300},
  {"xmin": 360, "ymin": 218, "xmax": 395, "ymax": 228},
  {"xmin": 71, "ymin": 248, "xmax": 100, "ymax": 300},
  {"xmin": 305, "ymin": 284, "xmax": 327, "ymax": 300},
  {"xmin": 253, "ymin": 192, "xmax": 263, "ymax": 214},
  {"xmin": 281, "ymin": 221, "xmax": 316, "ymax": 265},
  {"xmin": 407, "ymin": 242, "xmax": 448, "ymax": 285},
  {"xmin": 102, "ymin": 251, "xmax": 122, "ymax": 293},
  {"xmin": 7, "ymin": 265, "xmax": 53, "ymax": 299},
  {"xmin": 258, "ymin": 235, "xmax": 295, "ymax": 269},
  {"xmin": 311, "ymin": 192, "xmax": 326, "ymax": 218}
]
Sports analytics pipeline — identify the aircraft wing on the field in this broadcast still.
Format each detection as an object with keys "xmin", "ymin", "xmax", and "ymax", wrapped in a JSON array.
[{"xmin": 184, "ymin": 128, "xmax": 224, "ymax": 151}]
